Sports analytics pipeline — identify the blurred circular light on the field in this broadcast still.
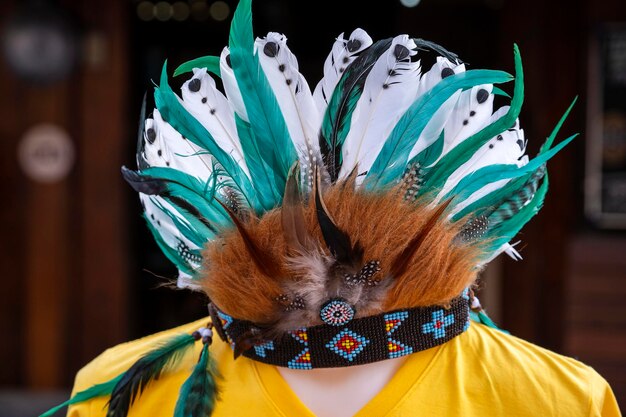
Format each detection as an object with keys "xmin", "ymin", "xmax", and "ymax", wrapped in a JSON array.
[
  {"xmin": 172, "ymin": 2, "xmax": 190, "ymax": 21},
  {"xmin": 154, "ymin": 1, "xmax": 173, "ymax": 21},
  {"xmin": 400, "ymin": 0, "xmax": 421, "ymax": 7},
  {"xmin": 137, "ymin": 1, "xmax": 154, "ymax": 21},
  {"xmin": 191, "ymin": 0, "xmax": 210, "ymax": 21},
  {"xmin": 210, "ymin": 1, "xmax": 230, "ymax": 21}
]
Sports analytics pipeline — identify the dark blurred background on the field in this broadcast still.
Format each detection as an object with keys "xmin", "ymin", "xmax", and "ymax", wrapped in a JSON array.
[{"xmin": 0, "ymin": 0, "xmax": 625, "ymax": 415}]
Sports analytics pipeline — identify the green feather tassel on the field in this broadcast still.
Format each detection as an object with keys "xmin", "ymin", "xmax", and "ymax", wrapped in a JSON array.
[
  {"xmin": 366, "ymin": 68, "xmax": 513, "ymax": 188},
  {"xmin": 174, "ymin": 344, "xmax": 219, "ymax": 417},
  {"xmin": 39, "ymin": 375, "xmax": 122, "ymax": 417},
  {"xmin": 470, "ymin": 310, "xmax": 509, "ymax": 333},
  {"xmin": 106, "ymin": 334, "xmax": 196, "ymax": 417},
  {"xmin": 174, "ymin": 56, "xmax": 221, "ymax": 78}
]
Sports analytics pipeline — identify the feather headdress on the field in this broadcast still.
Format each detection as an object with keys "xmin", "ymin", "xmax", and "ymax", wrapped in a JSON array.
[
  {"xmin": 124, "ymin": 0, "xmax": 576, "ymax": 336},
  {"xmin": 42, "ymin": 1, "xmax": 578, "ymax": 416}
]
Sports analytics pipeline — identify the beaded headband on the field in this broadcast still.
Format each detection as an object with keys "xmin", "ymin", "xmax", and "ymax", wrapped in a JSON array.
[{"xmin": 209, "ymin": 295, "xmax": 470, "ymax": 369}]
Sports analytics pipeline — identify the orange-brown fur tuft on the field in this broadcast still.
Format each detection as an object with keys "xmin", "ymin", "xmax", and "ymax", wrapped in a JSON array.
[{"xmin": 201, "ymin": 184, "xmax": 480, "ymax": 325}]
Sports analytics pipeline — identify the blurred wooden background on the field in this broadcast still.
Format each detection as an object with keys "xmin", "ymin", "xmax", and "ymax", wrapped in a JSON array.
[{"xmin": 0, "ymin": 0, "xmax": 624, "ymax": 412}]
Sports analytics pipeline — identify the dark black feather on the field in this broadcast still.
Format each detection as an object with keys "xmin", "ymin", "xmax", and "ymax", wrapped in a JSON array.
[
  {"xmin": 122, "ymin": 166, "xmax": 167, "ymax": 195},
  {"xmin": 413, "ymin": 38, "xmax": 462, "ymax": 65},
  {"xmin": 314, "ymin": 171, "xmax": 363, "ymax": 265}
]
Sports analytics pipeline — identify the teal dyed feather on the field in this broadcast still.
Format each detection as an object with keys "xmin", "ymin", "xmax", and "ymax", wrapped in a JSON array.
[
  {"xmin": 487, "ymin": 165, "xmax": 545, "ymax": 223},
  {"xmin": 235, "ymin": 114, "xmax": 282, "ymax": 210},
  {"xmin": 174, "ymin": 344, "xmax": 219, "ymax": 417},
  {"xmin": 442, "ymin": 133, "xmax": 576, "ymax": 203},
  {"xmin": 482, "ymin": 173, "xmax": 550, "ymax": 257},
  {"xmin": 174, "ymin": 56, "xmax": 221, "ymax": 78},
  {"xmin": 107, "ymin": 334, "xmax": 196, "ymax": 417},
  {"xmin": 39, "ymin": 375, "xmax": 122, "ymax": 417},
  {"xmin": 154, "ymin": 63, "xmax": 260, "ymax": 211},
  {"xmin": 410, "ymin": 131, "xmax": 445, "ymax": 170},
  {"xmin": 540, "ymin": 96, "xmax": 578, "ymax": 154},
  {"xmin": 421, "ymin": 44, "xmax": 525, "ymax": 193},
  {"xmin": 470, "ymin": 310, "xmax": 509, "ymax": 334},
  {"xmin": 366, "ymin": 69, "xmax": 513, "ymax": 188},
  {"xmin": 144, "ymin": 213, "xmax": 197, "ymax": 275},
  {"xmin": 125, "ymin": 166, "xmax": 231, "ymax": 228},
  {"xmin": 228, "ymin": 0, "xmax": 296, "ymax": 190}
]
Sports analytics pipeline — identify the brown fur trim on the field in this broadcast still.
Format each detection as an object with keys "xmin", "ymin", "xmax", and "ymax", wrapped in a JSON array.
[{"xmin": 201, "ymin": 184, "xmax": 480, "ymax": 326}]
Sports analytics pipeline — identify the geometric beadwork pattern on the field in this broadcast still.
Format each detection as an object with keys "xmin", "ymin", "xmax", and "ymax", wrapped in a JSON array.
[
  {"xmin": 384, "ymin": 311, "xmax": 413, "ymax": 359},
  {"xmin": 387, "ymin": 339, "xmax": 413, "ymax": 359},
  {"xmin": 253, "ymin": 341, "xmax": 275, "ymax": 358},
  {"xmin": 215, "ymin": 310, "xmax": 235, "ymax": 349},
  {"xmin": 210, "ymin": 295, "xmax": 470, "ymax": 369},
  {"xmin": 288, "ymin": 328, "xmax": 312, "ymax": 369},
  {"xmin": 384, "ymin": 311, "xmax": 409, "ymax": 335},
  {"xmin": 216, "ymin": 310, "xmax": 233, "ymax": 330},
  {"xmin": 422, "ymin": 309, "xmax": 455, "ymax": 339},
  {"xmin": 325, "ymin": 328, "xmax": 370, "ymax": 362}
]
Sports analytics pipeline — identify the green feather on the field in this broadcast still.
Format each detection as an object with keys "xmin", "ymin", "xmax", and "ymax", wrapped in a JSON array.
[
  {"xmin": 151, "ymin": 198, "xmax": 215, "ymax": 248},
  {"xmin": 366, "ymin": 69, "xmax": 514, "ymax": 188},
  {"xmin": 421, "ymin": 44, "xmax": 524, "ymax": 194},
  {"xmin": 443, "ymin": 133, "xmax": 577, "ymax": 203},
  {"xmin": 143, "ymin": 215, "xmax": 197, "ymax": 276},
  {"xmin": 229, "ymin": 0, "xmax": 296, "ymax": 189},
  {"xmin": 482, "ymin": 173, "xmax": 550, "ymax": 257},
  {"xmin": 235, "ymin": 114, "xmax": 282, "ymax": 210},
  {"xmin": 492, "ymin": 86, "xmax": 511, "ymax": 98},
  {"xmin": 451, "ymin": 170, "xmax": 535, "ymax": 222},
  {"xmin": 39, "ymin": 375, "xmax": 122, "ymax": 417},
  {"xmin": 469, "ymin": 311, "xmax": 509, "ymax": 333},
  {"xmin": 174, "ymin": 344, "xmax": 219, "ymax": 417},
  {"xmin": 409, "ymin": 130, "xmax": 445, "ymax": 169},
  {"xmin": 107, "ymin": 334, "xmax": 196, "ymax": 417},
  {"xmin": 174, "ymin": 56, "xmax": 221, "ymax": 78},
  {"xmin": 154, "ymin": 62, "xmax": 260, "ymax": 211},
  {"xmin": 540, "ymin": 96, "xmax": 578, "ymax": 154},
  {"xmin": 139, "ymin": 166, "xmax": 232, "ymax": 227}
]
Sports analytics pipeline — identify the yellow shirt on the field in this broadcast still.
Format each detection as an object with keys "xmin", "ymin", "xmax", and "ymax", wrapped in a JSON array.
[{"xmin": 68, "ymin": 317, "xmax": 621, "ymax": 417}]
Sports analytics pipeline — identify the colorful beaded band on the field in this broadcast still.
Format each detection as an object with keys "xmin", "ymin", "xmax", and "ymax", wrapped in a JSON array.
[{"xmin": 209, "ymin": 295, "xmax": 470, "ymax": 369}]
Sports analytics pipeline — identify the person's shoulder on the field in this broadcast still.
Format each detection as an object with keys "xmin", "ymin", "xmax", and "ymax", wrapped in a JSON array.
[
  {"xmin": 460, "ymin": 322, "xmax": 620, "ymax": 416},
  {"xmin": 73, "ymin": 317, "xmax": 211, "ymax": 393}
]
